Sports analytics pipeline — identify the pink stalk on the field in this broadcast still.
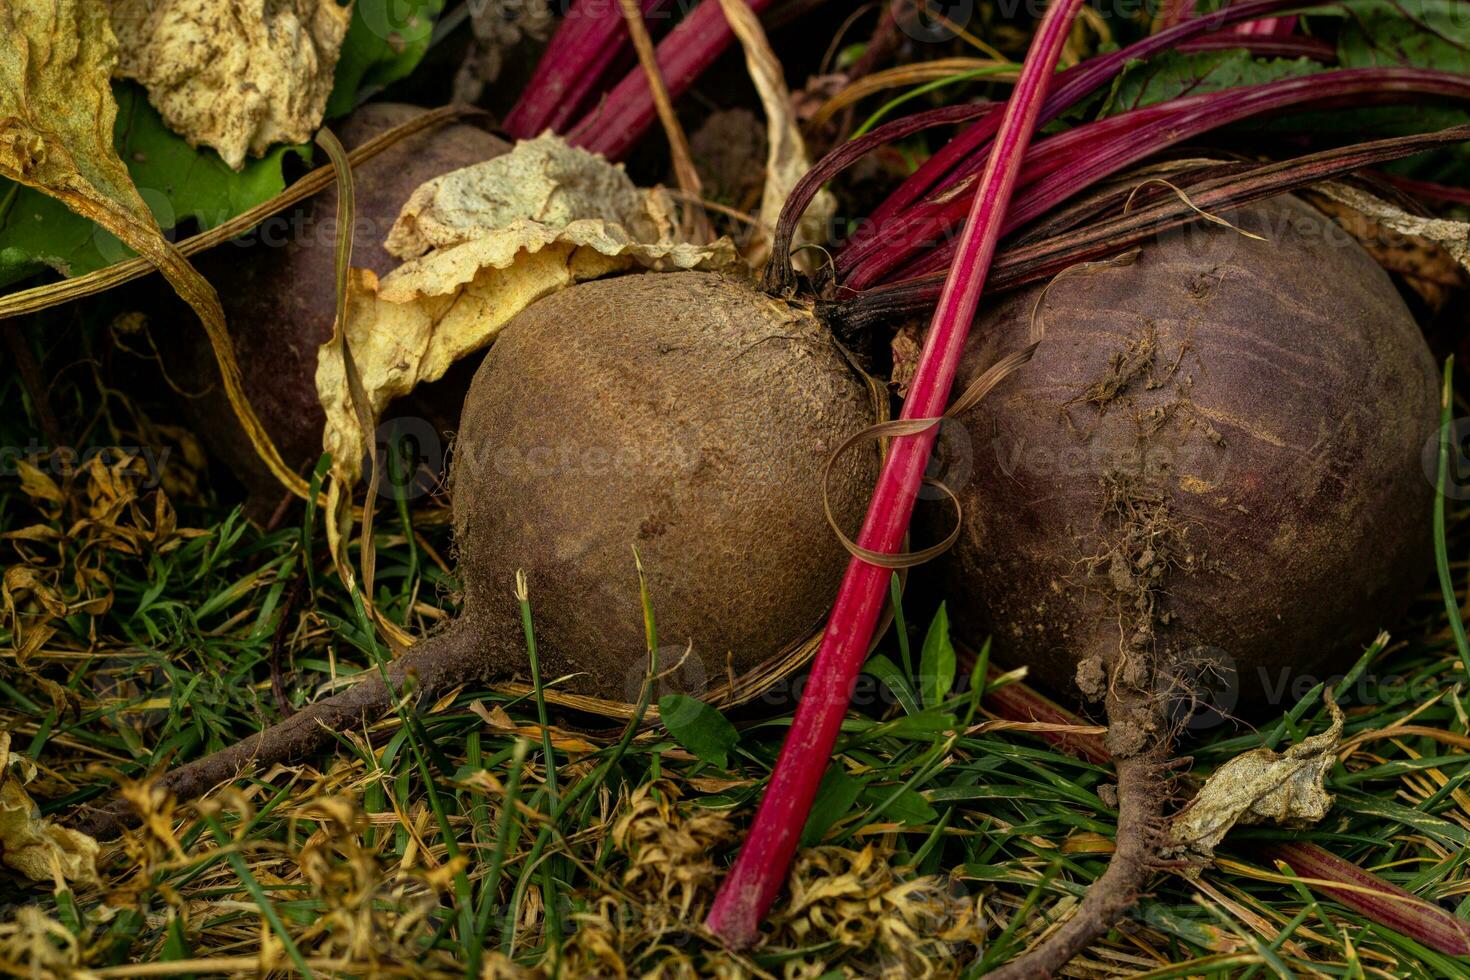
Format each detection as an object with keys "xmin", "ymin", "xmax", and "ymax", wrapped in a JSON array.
[
  {"xmin": 1231, "ymin": 0, "xmax": 1298, "ymax": 38},
  {"xmin": 765, "ymin": 20, "xmax": 1334, "ymax": 290},
  {"xmin": 982, "ymin": 674, "xmax": 1470, "ymax": 958},
  {"xmin": 1254, "ymin": 842, "xmax": 1470, "ymax": 956},
  {"xmin": 842, "ymin": 68, "xmax": 1470, "ymax": 288},
  {"xmin": 567, "ymin": 0, "xmax": 778, "ymax": 160},
  {"xmin": 897, "ymin": 70, "xmax": 1470, "ymax": 278},
  {"xmin": 1235, "ymin": 16, "xmax": 1299, "ymax": 35},
  {"xmin": 834, "ymin": 123, "xmax": 1470, "ymax": 327},
  {"xmin": 503, "ymin": 0, "xmax": 670, "ymax": 139},
  {"xmin": 764, "ymin": 103, "xmax": 997, "ymax": 293},
  {"xmin": 704, "ymin": 0, "xmax": 1088, "ymax": 947},
  {"xmin": 858, "ymin": 63, "xmax": 1470, "ymax": 282},
  {"xmin": 860, "ymin": 0, "xmax": 1310, "ymax": 236}
]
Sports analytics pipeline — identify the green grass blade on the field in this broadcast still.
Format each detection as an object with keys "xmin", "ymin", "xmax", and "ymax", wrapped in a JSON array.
[{"xmin": 1434, "ymin": 355, "xmax": 1470, "ymax": 692}]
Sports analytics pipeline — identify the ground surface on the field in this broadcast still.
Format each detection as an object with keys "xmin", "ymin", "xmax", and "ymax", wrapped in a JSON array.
[{"xmin": 1, "ymin": 330, "xmax": 1469, "ymax": 979}]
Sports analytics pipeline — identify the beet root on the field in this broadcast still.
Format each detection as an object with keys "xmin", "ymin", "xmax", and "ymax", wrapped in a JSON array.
[
  {"xmin": 929, "ymin": 195, "xmax": 1438, "ymax": 976},
  {"xmin": 451, "ymin": 271, "xmax": 879, "ymax": 701},
  {"xmin": 931, "ymin": 195, "xmax": 1438, "ymax": 716},
  {"xmin": 77, "ymin": 271, "xmax": 878, "ymax": 837},
  {"xmin": 164, "ymin": 103, "xmax": 508, "ymax": 507}
]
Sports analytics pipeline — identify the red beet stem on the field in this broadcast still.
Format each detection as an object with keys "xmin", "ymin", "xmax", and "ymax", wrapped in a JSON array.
[
  {"xmin": 1255, "ymin": 842, "xmax": 1470, "ymax": 956},
  {"xmin": 765, "ymin": 21, "xmax": 1331, "ymax": 289},
  {"xmin": 1234, "ymin": 18, "xmax": 1298, "ymax": 35},
  {"xmin": 763, "ymin": 103, "xmax": 997, "ymax": 294},
  {"xmin": 859, "ymin": 0, "xmax": 1309, "ymax": 236},
  {"xmin": 844, "ymin": 67, "xmax": 1470, "ymax": 288},
  {"xmin": 1231, "ymin": 0, "xmax": 1298, "ymax": 40},
  {"xmin": 567, "ymin": 0, "xmax": 777, "ymax": 160},
  {"xmin": 832, "ymin": 123, "xmax": 1470, "ymax": 328},
  {"xmin": 703, "ymin": 0, "xmax": 1088, "ymax": 948},
  {"xmin": 504, "ymin": 0, "xmax": 670, "ymax": 140}
]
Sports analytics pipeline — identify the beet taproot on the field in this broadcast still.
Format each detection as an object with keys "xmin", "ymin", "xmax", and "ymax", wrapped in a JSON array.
[
  {"xmin": 928, "ymin": 194, "xmax": 1438, "ymax": 718},
  {"xmin": 916, "ymin": 194, "xmax": 1438, "ymax": 979},
  {"xmin": 167, "ymin": 103, "xmax": 508, "ymax": 505},
  {"xmin": 79, "ymin": 271, "xmax": 878, "ymax": 836}
]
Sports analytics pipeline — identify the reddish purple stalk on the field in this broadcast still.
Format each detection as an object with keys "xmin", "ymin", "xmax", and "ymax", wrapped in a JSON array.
[
  {"xmin": 832, "ymin": 123, "xmax": 1470, "ymax": 327},
  {"xmin": 503, "ymin": 0, "xmax": 670, "ymax": 139},
  {"xmin": 859, "ymin": 0, "xmax": 1311, "ymax": 236},
  {"xmin": 567, "ymin": 0, "xmax": 778, "ymax": 159},
  {"xmin": 842, "ymin": 68, "xmax": 1470, "ymax": 288},
  {"xmin": 983, "ymin": 674, "xmax": 1470, "ymax": 958},
  {"xmin": 887, "ymin": 13, "xmax": 1336, "ymax": 220},
  {"xmin": 763, "ymin": 103, "xmax": 997, "ymax": 294},
  {"xmin": 1255, "ymin": 842, "xmax": 1470, "ymax": 955},
  {"xmin": 764, "ymin": 7, "xmax": 1331, "ymax": 290},
  {"xmin": 1235, "ymin": 17, "xmax": 1299, "ymax": 35},
  {"xmin": 1231, "ymin": 0, "xmax": 1298, "ymax": 38},
  {"xmin": 704, "ymin": 0, "xmax": 1088, "ymax": 948}
]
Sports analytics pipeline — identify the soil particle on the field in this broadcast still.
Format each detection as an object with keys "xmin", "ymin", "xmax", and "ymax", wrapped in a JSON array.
[
  {"xmin": 1107, "ymin": 552, "xmax": 1136, "ymax": 594},
  {"xmin": 1103, "ymin": 692, "xmax": 1159, "ymax": 758},
  {"xmin": 1075, "ymin": 654, "xmax": 1107, "ymax": 700},
  {"xmin": 1074, "ymin": 322, "xmax": 1161, "ymax": 409}
]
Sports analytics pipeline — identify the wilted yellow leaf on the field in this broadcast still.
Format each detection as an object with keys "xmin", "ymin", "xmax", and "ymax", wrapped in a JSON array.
[
  {"xmin": 0, "ymin": 733, "xmax": 99, "ymax": 888},
  {"xmin": 0, "ymin": 1, "xmax": 143, "ymax": 229},
  {"xmin": 2, "ymin": 566, "xmax": 67, "ymax": 619},
  {"xmin": 315, "ymin": 135, "xmax": 738, "ymax": 493},
  {"xmin": 9, "ymin": 622, "xmax": 54, "ymax": 668},
  {"xmin": 13, "ymin": 460, "xmax": 63, "ymax": 506},
  {"xmin": 2, "ymin": 525, "xmax": 62, "ymax": 545},
  {"xmin": 111, "ymin": 0, "xmax": 352, "ymax": 170},
  {"xmin": 384, "ymin": 132, "xmax": 670, "ymax": 260},
  {"xmin": 0, "ymin": 0, "xmax": 304, "ymax": 499},
  {"xmin": 1166, "ymin": 696, "xmax": 1344, "ymax": 872}
]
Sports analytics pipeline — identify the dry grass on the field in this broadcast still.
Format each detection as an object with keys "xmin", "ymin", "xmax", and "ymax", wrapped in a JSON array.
[{"xmin": 1, "ymin": 330, "xmax": 1468, "ymax": 979}]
